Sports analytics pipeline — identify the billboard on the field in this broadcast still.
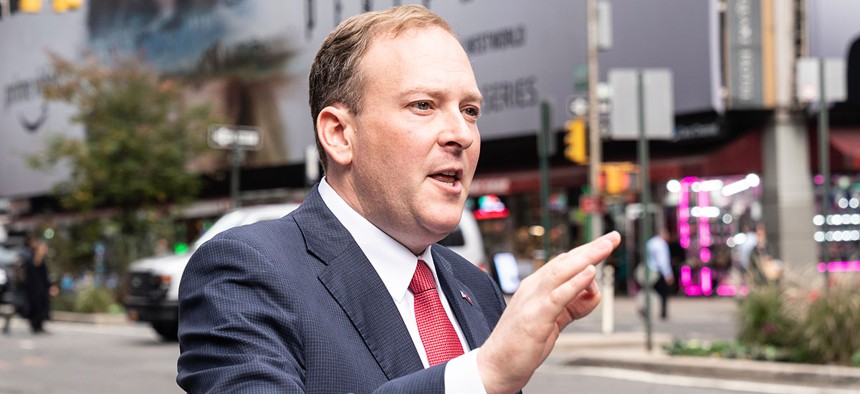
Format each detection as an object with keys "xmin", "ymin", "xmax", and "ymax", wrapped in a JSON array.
[
  {"xmin": 807, "ymin": 0, "xmax": 860, "ymax": 59},
  {"xmin": 725, "ymin": 0, "xmax": 772, "ymax": 109},
  {"xmin": 0, "ymin": 7, "xmax": 86, "ymax": 199},
  {"xmin": 807, "ymin": 0, "xmax": 860, "ymax": 107},
  {"xmin": 1, "ymin": 0, "xmax": 721, "ymax": 198}
]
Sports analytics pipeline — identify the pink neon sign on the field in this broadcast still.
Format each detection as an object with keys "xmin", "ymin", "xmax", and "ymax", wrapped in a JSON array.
[
  {"xmin": 678, "ymin": 177, "xmax": 695, "ymax": 249},
  {"xmin": 817, "ymin": 261, "xmax": 860, "ymax": 272},
  {"xmin": 701, "ymin": 267, "xmax": 713, "ymax": 296}
]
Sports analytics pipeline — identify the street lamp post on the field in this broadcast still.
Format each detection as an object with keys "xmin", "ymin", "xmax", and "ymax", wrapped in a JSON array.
[
  {"xmin": 796, "ymin": 57, "xmax": 846, "ymax": 288},
  {"xmin": 818, "ymin": 58, "xmax": 830, "ymax": 288}
]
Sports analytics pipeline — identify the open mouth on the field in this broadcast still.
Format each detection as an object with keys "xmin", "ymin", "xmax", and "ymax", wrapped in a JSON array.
[{"xmin": 429, "ymin": 171, "xmax": 460, "ymax": 187}]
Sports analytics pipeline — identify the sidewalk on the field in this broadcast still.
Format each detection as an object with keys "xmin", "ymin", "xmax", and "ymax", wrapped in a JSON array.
[
  {"xmin": 51, "ymin": 311, "xmax": 129, "ymax": 325},
  {"xmin": 551, "ymin": 296, "xmax": 860, "ymax": 390},
  {"xmin": 44, "ymin": 296, "xmax": 860, "ymax": 389},
  {"xmin": 553, "ymin": 333, "xmax": 860, "ymax": 390}
]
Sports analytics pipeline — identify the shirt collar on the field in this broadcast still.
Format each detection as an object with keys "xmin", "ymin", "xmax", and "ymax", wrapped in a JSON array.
[{"xmin": 319, "ymin": 178, "xmax": 437, "ymax": 303}]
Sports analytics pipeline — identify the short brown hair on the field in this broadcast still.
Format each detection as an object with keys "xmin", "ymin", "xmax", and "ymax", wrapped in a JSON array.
[{"xmin": 308, "ymin": 5, "xmax": 454, "ymax": 172}]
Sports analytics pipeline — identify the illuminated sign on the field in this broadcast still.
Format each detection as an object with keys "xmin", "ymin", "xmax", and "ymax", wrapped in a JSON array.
[{"xmin": 474, "ymin": 194, "xmax": 509, "ymax": 220}]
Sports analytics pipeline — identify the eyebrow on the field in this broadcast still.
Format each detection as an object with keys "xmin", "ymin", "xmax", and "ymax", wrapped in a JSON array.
[
  {"xmin": 465, "ymin": 91, "xmax": 484, "ymax": 106},
  {"xmin": 401, "ymin": 86, "xmax": 483, "ymax": 106}
]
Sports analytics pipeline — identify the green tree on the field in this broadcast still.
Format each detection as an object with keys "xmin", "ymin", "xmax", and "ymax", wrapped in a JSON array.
[{"xmin": 29, "ymin": 53, "xmax": 217, "ymax": 278}]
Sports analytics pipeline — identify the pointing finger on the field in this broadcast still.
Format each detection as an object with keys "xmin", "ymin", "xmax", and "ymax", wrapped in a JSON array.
[{"xmin": 541, "ymin": 231, "xmax": 619, "ymax": 291}]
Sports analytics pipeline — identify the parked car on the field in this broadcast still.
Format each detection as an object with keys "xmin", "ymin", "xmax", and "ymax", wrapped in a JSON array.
[
  {"xmin": 0, "ymin": 244, "xmax": 22, "ymax": 332},
  {"xmin": 439, "ymin": 209, "xmax": 487, "ymax": 270},
  {"xmin": 0, "ymin": 245, "xmax": 19, "ymax": 306},
  {"xmin": 124, "ymin": 203, "xmax": 301, "ymax": 341},
  {"xmin": 125, "ymin": 203, "xmax": 486, "ymax": 341}
]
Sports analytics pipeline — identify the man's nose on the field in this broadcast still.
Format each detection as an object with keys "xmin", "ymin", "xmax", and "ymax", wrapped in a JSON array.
[{"xmin": 439, "ymin": 108, "xmax": 476, "ymax": 150}]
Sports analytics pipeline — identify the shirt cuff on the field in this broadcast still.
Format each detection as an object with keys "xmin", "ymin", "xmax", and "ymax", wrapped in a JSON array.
[{"xmin": 444, "ymin": 348, "xmax": 487, "ymax": 394}]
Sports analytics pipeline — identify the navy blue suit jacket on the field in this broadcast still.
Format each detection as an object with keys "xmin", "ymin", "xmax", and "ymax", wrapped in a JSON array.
[{"xmin": 177, "ymin": 186, "xmax": 507, "ymax": 393}]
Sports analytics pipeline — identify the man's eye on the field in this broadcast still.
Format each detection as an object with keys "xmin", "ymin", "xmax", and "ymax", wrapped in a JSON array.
[
  {"xmin": 463, "ymin": 107, "xmax": 480, "ymax": 118},
  {"xmin": 412, "ymin": 101, "xmax": 432, "ymax": 111}
]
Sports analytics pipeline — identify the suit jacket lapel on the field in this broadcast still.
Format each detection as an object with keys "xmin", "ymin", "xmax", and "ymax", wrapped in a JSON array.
[
  {"xmin": 294, "ymin": 187, "xmax": 424, "ymax": 380},
  {"xmin": 433, "ymin": 251, "xmax": 493, "ymax": 350}
]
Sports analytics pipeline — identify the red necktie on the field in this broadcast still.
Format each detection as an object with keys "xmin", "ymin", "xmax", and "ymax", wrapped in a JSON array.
[{"xmin": 409, "ymin": 259, "xmax": 464, "ymax": 366}]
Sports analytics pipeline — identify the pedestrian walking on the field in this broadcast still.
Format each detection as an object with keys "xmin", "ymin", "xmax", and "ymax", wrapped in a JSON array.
[
  {"xmin": 747, "ymin": 223, "xmax": 783, "ymax": 286},
  {"xmin": 22, "ymin": 234, "xmax": 51, "ymax": 334},
  {"xmin": 638, "ymin": 228, "xmax": 675, "ymax": 320},
  {"xmin": 735, "ymin": 223, "xmax": 758, "ymax": 287}
]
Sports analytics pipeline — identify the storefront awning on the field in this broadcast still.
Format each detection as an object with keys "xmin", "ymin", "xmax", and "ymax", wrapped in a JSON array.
[
  {"xmin": 471, "ymin": 166, "xmax": 588, "ymax": 196},
  {"xmin": 829, "ymin": 128, "xmax": 860, "ymax": 170},
  {"xmin": 650, "ymin": 130, "xmax": 763, "ymax": 182},
  {"xmin": 473, "ymin": 130, "xmax": 765, "ymax": 195}
]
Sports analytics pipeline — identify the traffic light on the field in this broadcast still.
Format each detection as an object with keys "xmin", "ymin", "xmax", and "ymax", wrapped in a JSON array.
[
  {"xmin": 604, "ymin": 164, "xmax": 626, "ymax": 195},
  {"xmin": 11, "ymin": 0, "xmax": 82, "ymax": 14},
  {"xmin": 601, "ymin": 162, "xmax": 638, "ymax": 195},
  {"xmin": 20, "ymin": 0, "xmax": 43, "ymax": 13},
  {"xmin": 53, "ymin": 0, "xmax": 81, "ymax": 12},
  {"xmin": 564, "ymin": 118, "xmax": 588, "ymax": 165}
]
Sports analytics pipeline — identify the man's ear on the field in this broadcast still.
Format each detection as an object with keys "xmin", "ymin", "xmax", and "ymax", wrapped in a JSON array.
[{"xmin": 316, "ymin": 104, "xmax": 354, "ymax": 166}]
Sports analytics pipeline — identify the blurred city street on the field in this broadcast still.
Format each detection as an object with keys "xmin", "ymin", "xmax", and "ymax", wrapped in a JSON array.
[
  {"xmin": 2, "ymin": 1, "xmax": 860, "ymax": 393},
  {"xmin": 2, "ymin": 295, "xmax": 858, "ymax": 393}
]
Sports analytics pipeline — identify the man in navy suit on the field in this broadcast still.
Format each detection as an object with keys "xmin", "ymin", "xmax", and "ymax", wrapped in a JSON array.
[{"xmin": 177, "ymin": 5, "xmax": 620, "ymax": 393}]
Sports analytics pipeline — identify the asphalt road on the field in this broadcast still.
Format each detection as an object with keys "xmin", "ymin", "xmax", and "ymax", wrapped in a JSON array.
[{"xmin": 0, "ymin": 320, "xmax": 182, "ymax": 394}]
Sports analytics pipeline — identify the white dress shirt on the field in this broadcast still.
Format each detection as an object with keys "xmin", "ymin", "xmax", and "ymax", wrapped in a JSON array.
[{"xmin": 319, "ymin": 178, "xmax": 485, "ymax": 393}]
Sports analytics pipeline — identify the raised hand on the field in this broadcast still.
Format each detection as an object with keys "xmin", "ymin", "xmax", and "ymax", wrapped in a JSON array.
[{"xmin": 477, "ymin": 231, "xmax": 621, "ymax": 394}]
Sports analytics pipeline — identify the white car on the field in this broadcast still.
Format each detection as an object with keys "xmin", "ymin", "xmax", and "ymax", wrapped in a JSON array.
[
  {"xmin": 0, "ymin": 245, "xmax": 20, "ymax": 306},
  {"xmin": 439, "ymin": 209, "xmax": 487, "ymax": 270},
  {"xmin": 124, "ymin": 203, "xmax": 301, "ymax": 340},
  {"xmin": 125, "ymin": 203, "xmax": 485, "ymax": 341}
]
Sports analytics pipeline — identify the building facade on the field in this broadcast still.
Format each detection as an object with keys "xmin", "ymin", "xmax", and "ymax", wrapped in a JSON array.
[{"xmin": 2, "ymin": 0, "xmax": 859, "ymax": 292}]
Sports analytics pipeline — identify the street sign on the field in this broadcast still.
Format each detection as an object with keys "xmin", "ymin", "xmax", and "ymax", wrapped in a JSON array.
[
  {"xmin": 597, "ymin": 1, "xmax": 613, "ymax": 51},
  {"xmin": 208, "ymin": 125, "xmax": 262, "ymax": 150},
  {"xmin": 796, "ymin": 58, "xmax": 846, "ymax": 103},
  {"xmin": 567, "ymin": 95, "xmax": 589, "ymax": 117},
  {"xmin": 572, "ymin": 64, "xmax": 589, "ymax": 92},
  {"xmin": 608, "ymin": 68, "xmax": 674, "ymax": 140}
]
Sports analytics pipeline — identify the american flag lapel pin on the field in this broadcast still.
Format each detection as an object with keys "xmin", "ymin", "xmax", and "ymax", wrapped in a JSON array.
[{"xmin": 460, "ymin": 290, "xmax": 473, "ymax": 305}]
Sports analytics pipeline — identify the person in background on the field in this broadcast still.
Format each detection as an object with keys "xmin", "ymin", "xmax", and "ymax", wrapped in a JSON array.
[
  {"xmin": 176, "ymin": 5, "xmax": 620, "ymax": 393},
  {"xmin": 647, "ymin": 228, "xmax": 675, "ymax": 320},
  {"xmin": 736, "ymin": 223, "xmax": 758, "ymax": 286},
  {"xmin": 23, "ymin": 233, "xmax": 52, "ymax": 334},
  {"xmin": 748, "ymin": 223, "xmax": 782, "ymax": 285}
]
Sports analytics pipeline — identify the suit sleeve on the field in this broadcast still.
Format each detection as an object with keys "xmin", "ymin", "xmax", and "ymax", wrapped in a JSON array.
[{"xmin": 177, "ymin": 237, "xmax": 306, "ymax": 393}]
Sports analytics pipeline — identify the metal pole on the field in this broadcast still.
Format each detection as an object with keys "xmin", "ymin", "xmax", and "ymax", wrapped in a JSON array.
[
  {"xmin": 231, "ymin": 141, "xmax": 242, "ymax": 209},
  {"xmin": 0, "ymin": 0, "xmax": 10, "ymax": 20},
  {"xmin": 818, "ymin": 58, "xmax": 830, "ymax": 288},
  {"xmin": 539, "ymin": 101, "xmax": 553, "ymax": 263},
  {"xmin": 602, "ymin": 264, "xmax": 615, "ymax": 334},
  {"xmin": 637, "ymin": 71, "xmax": 654, "ymax": 352},
  {"xmin": 587, "ymin": 0, "xmax": 612, "ymax": 335},
  {"xmin": 587, "ymin": 0, "xmax": 603, "ymax": 241}
]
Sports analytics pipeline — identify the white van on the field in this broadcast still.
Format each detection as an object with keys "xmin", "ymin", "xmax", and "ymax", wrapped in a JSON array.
[
  {"xmin": 124, "ymin": 204, "xmax": 485, "ymax": 341},
  {"xmin": 124, "ymin": 203, "xmax": 301, "ymax": 340},
  {"xmin": 439, "ymin": 209, "xmax": 487, "ymax": 271}
]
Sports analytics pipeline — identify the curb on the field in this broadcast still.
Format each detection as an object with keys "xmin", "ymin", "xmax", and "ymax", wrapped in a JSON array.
[
  {"xmin": 565, "ymin": 353, "xmax": 860, "ymax": 388},
  {"xmin": 555, "ymin": 332, "xmax": 672, "ymax": 349},
  {"xmin": 554, "ymin": 333, "xmax": 860, "ymax": 389},
  {"xmin": 51, "ymin": 311, "xmax": 130, "ymax": 325}
]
